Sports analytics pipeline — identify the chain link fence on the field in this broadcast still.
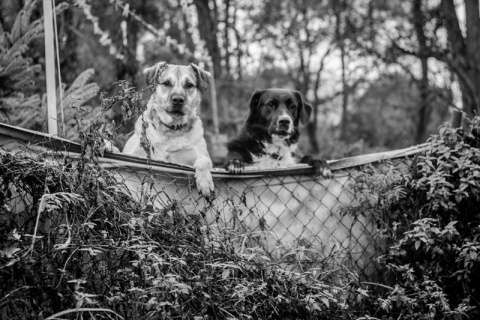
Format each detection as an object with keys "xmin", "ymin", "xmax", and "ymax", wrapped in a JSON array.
[
  {"xmin": 113, "ymin": 162, "xmax": 398, "ymax": 280},
  {"xmin": 0, "ymin": 123, "xmax": 426, "ymax": 280}
]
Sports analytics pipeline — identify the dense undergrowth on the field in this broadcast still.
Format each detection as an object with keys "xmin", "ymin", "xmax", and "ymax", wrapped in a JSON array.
[
  {"xmin": 0, "ymin": 143, "xmax": 358, "ymax": 319},
  {"xmin": 2, "ymin": 79, "xmax": 480, "ymax": 319},
  {"xmin": 5, "ymin": 153, "xmax": 358, "ymax": 319},
  {"xmin": 344, "ymin": 116, "xmax": 480, "ymax": 319},
  {"xmin": 0, "ymin": 84, "xmax": 360, "ymax": 320}
]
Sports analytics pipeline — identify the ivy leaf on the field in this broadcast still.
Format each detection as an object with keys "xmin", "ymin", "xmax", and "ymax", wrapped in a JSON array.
[
  {"xmin": 321, "ymin": 297, "xmax": 330, "ymax": 307},
  {"xmin": 470, "ymin": 251, "xmax": 477, "ymax": 261},
  {"xmin": 455, "ymin": 194, "xmax": 463, "ymax": 203}
]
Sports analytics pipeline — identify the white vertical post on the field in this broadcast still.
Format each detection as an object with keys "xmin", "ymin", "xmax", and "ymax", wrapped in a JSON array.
[
  {"xmin": 208, "ymin": 61, "xmax": 219, "ymax": 137},
  {"xmin": 43, "ymin": 0, "xmax": 57, "ymax": 135}
]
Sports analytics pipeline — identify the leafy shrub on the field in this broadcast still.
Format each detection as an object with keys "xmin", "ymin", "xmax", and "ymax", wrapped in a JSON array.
[
  {"xmin": 0, "ymin": 86, "xmax": 361, "ymax": 320},
  {"xmin": 344, "ymin": 117, "xmax": 480, "ymax": 319},
  {"xmin": 0, "ymin": 151, "xmax": 353, "ymax": 320}
]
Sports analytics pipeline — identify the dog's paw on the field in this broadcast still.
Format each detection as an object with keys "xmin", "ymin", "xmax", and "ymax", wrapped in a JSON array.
[
  {"xmin": 103, "ymin": 139, "xmax": 121, "ymax": 154},
  {"xmin": 225, "ymin": 159, "xmax": 245, "ymax": 174},
  {"xmin": 301, "ymin": 155, "xmax": 332, "ymax": 179},
  {"xmin": 195, "ymin": 169, "xmax": 215, "ymax": 198}
]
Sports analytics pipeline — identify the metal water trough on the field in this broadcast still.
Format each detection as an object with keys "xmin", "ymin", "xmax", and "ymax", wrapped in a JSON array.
[{"xmin": 0, "ymin": 123, "xmax": 426, "ymax": 277}]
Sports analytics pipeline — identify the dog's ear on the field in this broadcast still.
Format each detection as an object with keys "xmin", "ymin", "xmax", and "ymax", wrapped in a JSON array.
[
  {"xmin": 293, "ymin": 91, "xmax": 313, "ymax": 125},
  {"xmin": 143, "ymin": 61, "xmax": 168, "ymax": 89},
  {"xmin": 246, "ymin": 90, "xmax": 265, "ymax": 125},
  {"xmin": 190, "ymin": 63, "xmax": 211, "ymax": 94}
]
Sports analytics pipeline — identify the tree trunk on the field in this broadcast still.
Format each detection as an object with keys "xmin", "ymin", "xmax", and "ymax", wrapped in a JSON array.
[
  {"xmin": 232, "ymin": 4, "xmax": 243, "ymax": 80},
  {"xmin": 340, "ymin": 47, "xmax": 349, "ymax": 141},
  {"xmin": 193, "ymin": 0, "xmax": 222, "ymax": 78},
  {"xmin": 304, "ymin": 85, "xmax": 320, "ymax": 155},
  {"xmin": 297, "ymin": 41, "xmax": 319, "ymax": 154},
  {"xmin": 117, "ymin": 16, "xmax": 139, "ymax": 86},
  {"xmin": 440, "ymin": 0, "xmax": 479, "ymax": 117},
  {"xmin": 307, "ymin": 78, "xmax": 321, "ymax": 155},
  {"xmin": 335, "ymin": 3, "xmax": 349, "ymax": 141},
  {"xmin": 307, "ymin": 46, "xmax": 333, "ymax": 156},
  {"xmin": 306, "ymin": 121, "xmax": 320, "ymax": 155},
  {"xmin": 465, "ymin": 0, "xmax": 480, "ymax": 115},
  {"xmin": 412, "ymin": 0, "xmax": 430, "ymax": 144},
  {"xmin": 223, "ymin": 0, "xmax": 231, "ymax": 77}
]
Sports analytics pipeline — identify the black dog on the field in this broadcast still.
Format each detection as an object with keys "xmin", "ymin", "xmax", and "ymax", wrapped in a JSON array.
[{"xmin": 224, "ymin": 88, "xmax": 331, "ymax": 177}]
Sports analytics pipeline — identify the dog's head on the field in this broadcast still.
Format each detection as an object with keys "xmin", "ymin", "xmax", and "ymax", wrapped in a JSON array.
[
  {"xmin": 143, "ymin": 62, "xmax": 211, "ymax": 125},
  {"xmin": 245, "ymin": 88, "xmax": 312, "ymax": 140}
]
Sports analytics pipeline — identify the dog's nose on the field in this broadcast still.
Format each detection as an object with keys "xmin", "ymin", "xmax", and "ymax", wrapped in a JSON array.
[
  {"xmin": 278, "ymin": 118, "xmax": 291, "ymax": 127},
  {"xmin": 172, "ymin": 96, "xmax": 185, "ymax": 106}
]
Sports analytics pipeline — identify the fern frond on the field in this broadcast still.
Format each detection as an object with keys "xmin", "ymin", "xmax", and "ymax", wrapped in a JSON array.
[
  {"xmin": 8, "ymin": 0, "xmax": 67, "ymax": 46},
  {"xmin": 66, "ymin": 69, "xmax": 96, "ymax": 94},
  {"xmin": 2, "ymin": 58, "xmax": 39, "ymax": 91},
  {"xmin": 62, "ymin": 83, "xmax": 100, "ymax": 109},
  {"xmin": 0, "ymin": 0, "xmax": 46, "ymax": 129},
  {"xmin": 46, "ymin": 69, "xmax": 101, "ymax": 138},
  {"xmin": 1, "ymin": 93, "xmax": 42, "ymax": 125},
  {"xmin": 20, "ymin": 0, "xmax": 39, "ymax": 36},
  {"xmin": 9, "ymin": 8, "xmax": 26, "ymax": 44},
  {"xmin": 2, "ymin": 54, "xmax": 29, "ymax": 74},
  {"xmin": 21, "ymin": 94, "xmax": 42, "ymax": 109},
  {"xmin": 9, "ymin": 74, "xmax": 36, "ymax": 91},
  {"xmin": 8, "ymin": 20, "xmax": 44, "ymax": 55},
  {"xmin": 15, "ymin": 108, "xmax": 43, "ymax": 128},
  {"xmin": 59, "ymin": 69, "xmax": 99, "ymax": 110},
  {"xmin": 2, "ymin": 93, "xmax": 41, "ymax": 110},
  {"xmin": 9, "ymin": 0, "xmax": 37, "ymax": 43},
  {"xmin": 0, "ymin": 47, "xmax": 24, "ymax": 68}
]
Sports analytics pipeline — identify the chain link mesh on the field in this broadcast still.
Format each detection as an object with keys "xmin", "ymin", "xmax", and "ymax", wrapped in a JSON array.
[
  {"xmin": 0, "ymin": 127, "xmax": 419, "ymax": 280},
  {"xmin": 115, "ymin": 164, "xmax": 387, "ymax": 279}
]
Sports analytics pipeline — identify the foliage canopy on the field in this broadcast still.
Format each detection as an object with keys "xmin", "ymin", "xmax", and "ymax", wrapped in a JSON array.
[{"xmin": 344, "ymin": 116, "xmax": 480, "ymax": 319}]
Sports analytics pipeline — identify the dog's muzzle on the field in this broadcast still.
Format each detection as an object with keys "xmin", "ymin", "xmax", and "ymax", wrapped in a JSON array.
[
  {"xmin": 172, "ymin": 95, "xmax": 185, "ymax": 107},
  {"xmin": 166, "ymin": 95, "xmax": 186, "ymax": 118},
  {"xmin": 166, "ymin": 108, "xmax": 185, "ymax": 118},
  {"xmin": 273, "ymin": 116, "xmax": 293, "ymax": 137}
]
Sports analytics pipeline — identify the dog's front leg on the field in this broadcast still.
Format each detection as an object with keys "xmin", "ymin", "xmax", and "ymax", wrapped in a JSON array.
[
  {"xmin": 103, "ymin": 139, "xmax": 121, "ymax": 154},
  {"xmin": 194, "ymin": 156, "xmax": 215, "ymax": 198},
  {"xmin": 300, "ymin": 155, "xmax": 332, "ymax": 178},
  {"xmin": 224, "ymin": 150, "xmax": 248, "ymax": 174}
]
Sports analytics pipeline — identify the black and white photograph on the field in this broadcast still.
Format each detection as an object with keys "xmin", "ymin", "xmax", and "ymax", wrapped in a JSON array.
[{"xmin": 1, "ymin": 0, "xmax": 480, "ymax": 319}]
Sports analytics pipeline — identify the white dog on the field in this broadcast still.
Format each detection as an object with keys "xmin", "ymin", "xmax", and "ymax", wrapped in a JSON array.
[{"xmin": 122, "ymin": 62, "xmax": 214, "ymax": 198}]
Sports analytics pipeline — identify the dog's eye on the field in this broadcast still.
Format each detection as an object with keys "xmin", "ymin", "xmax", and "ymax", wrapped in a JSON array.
[
  {"xmin": 289, "ymin": 104, "xmax": 297, "ymax": 109},
  {"xmin": 185, "ymin": 82, "xmax": 195, "ymax": 89},
  {"xmin": 162, "ymin": 81, "xmax": 172, "ymax": 87},
  {"xmin": 266, "ymin": 102, "xmax": 275, "ymax": 108}
]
